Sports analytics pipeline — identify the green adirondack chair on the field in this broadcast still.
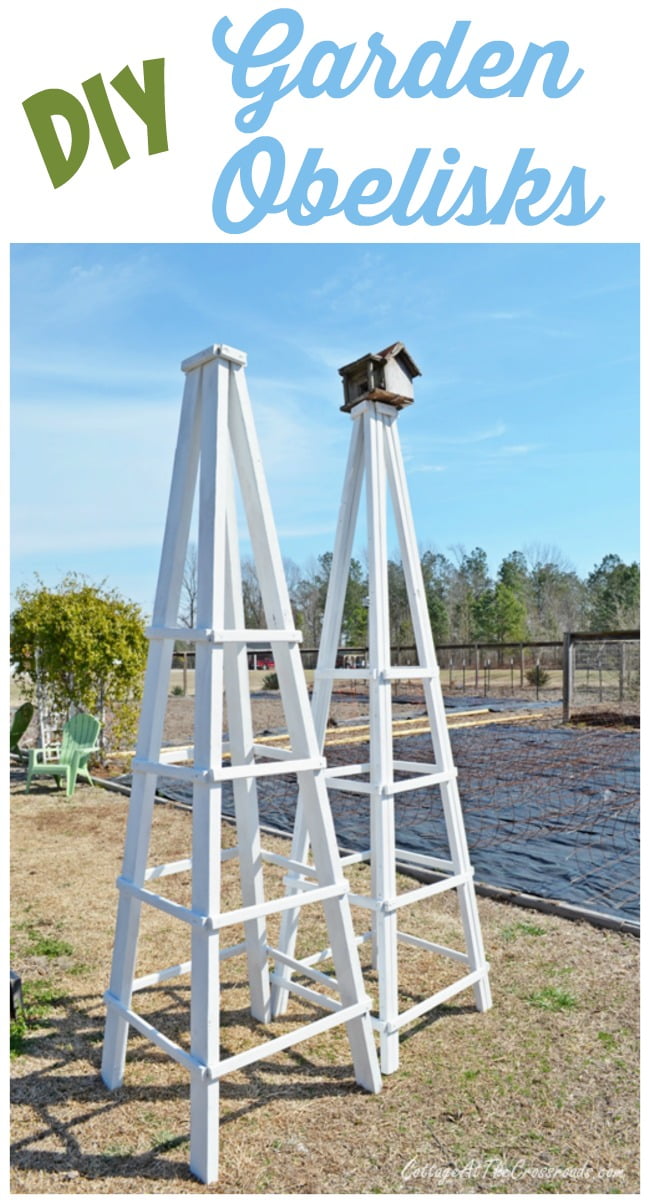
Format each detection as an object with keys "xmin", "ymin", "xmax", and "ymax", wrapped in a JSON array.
[
  {"xmin": 10, "ymin": 701, "xmax": 34, "ymax": 760},
  {"xmin": 26, "ymin": 712, "xmax": 101, "ymax": 797}
]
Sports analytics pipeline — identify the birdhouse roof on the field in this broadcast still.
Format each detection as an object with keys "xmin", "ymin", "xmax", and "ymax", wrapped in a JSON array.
[
  {"xmin": 338, "ymin": 342, "xmax": 421, "ymax": 380},
  {"xmin": 376, "ymin": 342, "xmax": 422, "ymax": 378}
]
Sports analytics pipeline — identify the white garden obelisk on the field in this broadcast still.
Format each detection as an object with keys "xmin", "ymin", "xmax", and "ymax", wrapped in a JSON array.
[
  {"xmin": 101, "ymin": 344, "xmax": 380, "ymax": 1185},
  {"xmin": 272, "ymin": 343, "xmax": 492, "ymax": 1075}
]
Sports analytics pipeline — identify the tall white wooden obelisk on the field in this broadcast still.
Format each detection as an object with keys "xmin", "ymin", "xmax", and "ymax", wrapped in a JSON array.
[
  {"xmin": 101, "ymin": 344, "xmax": 380, "ymax": 1185},
  {"xmin": 272, "ymin": 343, "xmax": 492, "ymax": 1074}
]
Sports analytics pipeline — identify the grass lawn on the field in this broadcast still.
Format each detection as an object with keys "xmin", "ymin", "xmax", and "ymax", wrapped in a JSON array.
[{"xmin": 10, "ymin": 769, "xmax": 639, "ymax": 1194}]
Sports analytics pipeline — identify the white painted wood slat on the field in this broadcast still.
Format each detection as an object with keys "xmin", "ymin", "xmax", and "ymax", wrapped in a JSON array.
[
  {"xmin": 101, "ymin": 344, "xmax": 380, "ymax": 1186},
  {"xmin": 272, "ymin": 378, "xmax": 492, "ymax": 1075}
]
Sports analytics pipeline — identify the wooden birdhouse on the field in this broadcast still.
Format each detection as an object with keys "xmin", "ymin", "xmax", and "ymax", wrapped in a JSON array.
[{"xmin": 339, "ymin": 342, "xmax": 421, "ymax": 412}]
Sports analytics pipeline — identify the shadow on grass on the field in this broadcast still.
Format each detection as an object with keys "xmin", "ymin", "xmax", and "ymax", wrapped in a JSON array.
[{"xmin": 10, "ymin": 978, "xmax": 477, "ymax": 1184}]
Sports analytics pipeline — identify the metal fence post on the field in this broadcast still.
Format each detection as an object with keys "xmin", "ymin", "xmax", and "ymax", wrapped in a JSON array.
[{"xmin": 562, "ymin": 631, "xmax": 572, "ymax": 723}]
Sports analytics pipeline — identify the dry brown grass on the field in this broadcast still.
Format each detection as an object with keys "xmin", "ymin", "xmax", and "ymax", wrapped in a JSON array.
[{"xmin": 10, "ymin": 767, "xmax": 639, "ymax": 1194}]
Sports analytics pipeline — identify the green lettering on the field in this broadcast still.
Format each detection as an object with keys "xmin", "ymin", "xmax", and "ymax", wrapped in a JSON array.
[
  {"xmin": 111, "ymin": 59, "xmax": 168, "ymax": 154},
  {"xmin": 82, "ymin": 74, "xmax": 129, "ymax": 168},
  {"xmin": 22, "ymin": 88, "xmax": 90, "ymax": 188}
]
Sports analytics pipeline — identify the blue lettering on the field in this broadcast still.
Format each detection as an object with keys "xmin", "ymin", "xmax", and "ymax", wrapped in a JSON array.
[
  {"xmin": 212, "ymin": 11, "xmax": 585, "ymax": 129},
  {"xmin": 508, "ymin": 42, "xmax": 583, "ymax": 98},
  {"xmin": 341, "ymin": 168, "xmax": 394, "ymax": 223},
  {"xmin": 212, "ymin": 9, "xmax": 303, "ymax": 131},
  {"xmin": 212, "ymin": 143, "xmax": 603, "ymax": 234},
  {"xmin": 425, "ymin": 153, "xmax": 488, "ymax": 224},
  {"xmin": 366, "ymin": 33, "xmax": 402, "ymax": 98},
  {"xmin": 518, "ymin": 164, "xmax": 604, "ymax": 224},
  {"xmin": 553, "ymin": 168, "xmax": 604, "ymax": 224},
  {"xmin": 461, "ymin": 42, "xmax": 516, "ymax": 96},
  {"xmin": 298, "ymin": 42, "xmax": 357, "ymax": 97},
  {"xmin": 398, "ymin": 23, "xmax": 473, "ymax": 97},
  {"xmin": 212, "ymin": 136, "xmax": 285, "ymax": 232},
  {"xmin": 389, "ymin": 149, "xmax": 433, "ymax": 225},
  {"xmin": 486, "ymin": 148, "xmax": 556, "ymax": 222},
  {"xmin": 285, "ymin": 147, "xmax": 343, "ymax": 223}
]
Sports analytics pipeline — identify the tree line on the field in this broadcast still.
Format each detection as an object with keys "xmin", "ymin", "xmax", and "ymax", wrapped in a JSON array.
[
  {"xmin": 10, "ymin": 546, "xmax": 639, "ymax": 758},
  {"xmin": 180, "ymin": 545, "xmax": 640, "ymax": 650}
]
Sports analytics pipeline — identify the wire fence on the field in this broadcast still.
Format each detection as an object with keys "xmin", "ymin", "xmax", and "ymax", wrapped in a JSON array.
[
  {"xmin": 297, "ymin": 640, "xmax": 565, "ymax": 701},
  {"xmin": 171, "ymin": 633, "xmax": 640, "ymax": 712},
  {"xmin": 563, "ymin": 631, "xmax": 640, "ymax": 722}
]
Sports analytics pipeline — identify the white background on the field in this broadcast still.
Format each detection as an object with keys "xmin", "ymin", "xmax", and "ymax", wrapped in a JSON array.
[{"xmin": 4, "ymin": 0, "xmax": 645, "ymax": 242}]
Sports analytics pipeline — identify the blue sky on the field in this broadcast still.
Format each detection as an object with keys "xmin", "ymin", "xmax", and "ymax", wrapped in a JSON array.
[{"xmin": 10, "ymin": 243, "xmax": 639, "ymax": 618}]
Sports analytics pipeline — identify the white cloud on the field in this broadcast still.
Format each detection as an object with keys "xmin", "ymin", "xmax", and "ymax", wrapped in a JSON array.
[
  {"xmin": 498, "ymin": 444, "xmax": 541, "ymax": 457},
  {"xmin": 15, "ymin": 250, "xmax": 161, "ymax": 328},
  {"xmin": 483, "ymin": 310, "xmax": 531, "ymax": 321},
  {"xmin": 434, "ymin": 421, "xmax": 508, "ymax": 446}
]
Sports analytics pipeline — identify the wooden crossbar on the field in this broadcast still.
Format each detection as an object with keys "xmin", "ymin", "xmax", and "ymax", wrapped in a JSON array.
[
  {"xmin": 132, "ymin": 960, "xmax": 192, "ymax": 990},
  {"xmin": 106, "ymin": 988, "xmax": 371, "ymax": 1087},
  {"xmin": 267, "ymin": 944, "xmax": 340, "ymax": 992},
  {"xmin": 394, "ymin": 847, "xmax": 455, "ymax": 873},
  {"xmin": 115, "ymin": 875, "xmax": 349, "ymax": 934},
  {"xmin": 380, "ymin": 667, "xmax": 439, "ymax": 680},
  {"xmin": 381, "ymin": 968, "xmax": 489, "ymax": 1034},
  {"xmin": 250, "ymin": 743, "xmax": 302, "ymax": 761},
  {"xmin": 393, "ymin": 758, "xmax": 439, "ymax": 774},
  {"xmin": 322, "ymin": 775, "xmax": 373, "ymax": 795},
  {"xmin": 383, "ymin": 871, "xmax": 473, "ymax": 912},
  {"xmin": 159, "ymin": 745, "xmax": 195, "ymax": 764},
  {"xmin": 395, "ymin": 931, "xmax": 470, "ymax": 964},
  {"xmin": 348, "ymin": 892, "xmax": 380, "ymax": 911},
  {"xmin": 314, "ymin": 667, "xmax": 371, "ymax": 680},
  {"xmin": 324, "ymin": 761, "xmax": 371, "ymax": 777},
  {"xmin": 390, "ymin": 769, "xmax": 456, "ymax": 795},
  {"xmin": 131, "ymin": 941, "xmax": 250, "ymax": 992},
  {"xmin": 269, "ymin": 973, "xmax": 342, "ymax": 1013},
  {"xmin": 207, "ymin": 1001, "xmax": 370, "ymax": 1082},
  {"xmin": 260, "ymin": 849, "xmax": 318, "ymax": 878},
  {"xmin": 339, "ymin": 850, "xmax": 371, "ymax": 867},
  {"xmin": 301, "ymin": 930, "xmax": 371, "ymax": 968},
  {"xmin": 146, "ymin": 625, "xmax": 302, "ymax": 643},
  {"xmin": 116, "ymin": 877, "xmax": 207, "ymax": 928},
  {"xmin": 132, "ymin": 755, "xmax": 325, "ymax": 783},
  {"xmin": 144, "ymin": 858, "xmax": 192, "ymax": 881},
  {"xmin": 131, "ymin": 759, "xmax": 208, "ymax": 783},
  {"xmin": 204, "ymin": 882, "xmax": 349, "ymax": 932},
  {"xmin": 104, "ymin": 992, "xmax": 203, "ymax": 1076}
]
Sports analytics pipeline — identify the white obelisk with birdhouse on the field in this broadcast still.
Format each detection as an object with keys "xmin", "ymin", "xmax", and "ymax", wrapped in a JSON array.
[{"xmin": 272, "ymin": 342, "xmax": 492, "ymax": 1075}]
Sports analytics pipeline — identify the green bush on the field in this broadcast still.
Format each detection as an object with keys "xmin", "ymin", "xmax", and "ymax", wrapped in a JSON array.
[
  {"xmin": 262, "ymin": 672, "xmax": 279, "ymax": 690},
  {"xmin": 10, "ymin": 573, "xmax": 147, "ymax": 757},
  {"xmin": 526, "ymin": 664, "xmax": 550, "ymax": 688}
]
